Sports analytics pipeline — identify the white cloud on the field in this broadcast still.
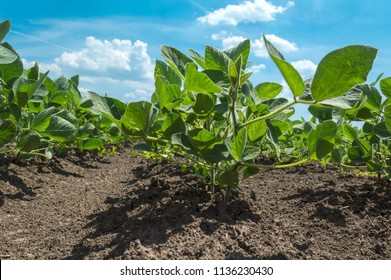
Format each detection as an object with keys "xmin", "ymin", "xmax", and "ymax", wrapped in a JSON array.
[
  {"xmin": 124, "ymin": 89, "xmax": 151, "ymax": 100},
  {"xmin": 291, "ymin": 60, "xmax": 317, "ymax": 78},
  {"xmin": 55, "ymin": 36, "xmax": 154, "ymax": 80},
  {"xmin": 79, "ymin": 76, "xmax": 122, "ymax": 84},
  {"xmin": 212, "ymin": 32, "xmax": 298, "ymax": 57},
  {"xmin": 198, "ymin": 0, "xmax": 294, "ymax": 26},
  {"xmin": 247, "ymin": 64, "xmax": 266, "ymax": 73},
  {"xmin": 45, "ymin": 36, "xmax": 156, "ymax": 102},
  {"xmin": 123, "ymin": 80, "xmax": 155, "ymax": 92}
]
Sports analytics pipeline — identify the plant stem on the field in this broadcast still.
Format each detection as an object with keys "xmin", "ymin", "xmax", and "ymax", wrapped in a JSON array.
[
  {"xmin": 210, "ymin": 168, "xmax": 216, "ymax": 194},
  {"xmin": 241, "ymin": 158, "xmax": 311, "ymax": 169},
  {"xmin": 224, "ymin": 186, "xmax": 232, "ymax": 204},
  {"xmin": 145, "ymin": 136, "xmax": 170, "ymax": 145},
  {"xmin": 340, "ymin": 163, "xmax": 368, "ymax": 169},
  {"xmin": 240, "ymin": 99, "xmax": 316, "ymax": 129},
  {"xmin": 241, "ymin": 100, "xmax": 296, "ymax": 128},
  {"xmin": 229, "ymin": 86, "xmax": 239, "ymax": 135},
  {"xmin": 0, "ymin": 149, "xmax": 15, "ymax": 155}
]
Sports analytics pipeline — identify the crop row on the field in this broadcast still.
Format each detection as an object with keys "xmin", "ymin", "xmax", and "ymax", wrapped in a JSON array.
[{"xmin": 1, "ymin": 20, "xmax": 391, "ymax": 201}]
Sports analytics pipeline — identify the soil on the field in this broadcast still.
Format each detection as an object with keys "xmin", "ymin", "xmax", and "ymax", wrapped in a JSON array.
[{"xmin": 0, "ymin": 144, "xmax": 390, "ymax": 260}]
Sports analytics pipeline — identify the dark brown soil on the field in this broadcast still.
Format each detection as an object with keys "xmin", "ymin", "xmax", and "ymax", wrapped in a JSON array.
[{"xmin": 0, "ymin": 145, "xmax": 390, "ymax": 260}]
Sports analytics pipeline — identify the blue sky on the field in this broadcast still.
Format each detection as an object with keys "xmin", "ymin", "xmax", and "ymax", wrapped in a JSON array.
[{"xmin": 1, "ymin": 0, "xmax": 391, "ymax": 118}]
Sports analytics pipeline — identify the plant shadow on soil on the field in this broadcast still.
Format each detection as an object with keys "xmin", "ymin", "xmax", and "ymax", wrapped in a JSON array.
[
  {"xmin": 282, "ymin": 172, "xmax": 391, "ymax": 228},
  {"xmin": 66, "ymin": 161, "xmax": 261, "ymax": 260},
  {"xmin": 1, "ymin": 149, "xmax": 390, "ymax": 259},
  {"xmin": 0, "ymin": 168, "xmax": 36, "ymax": 202}
]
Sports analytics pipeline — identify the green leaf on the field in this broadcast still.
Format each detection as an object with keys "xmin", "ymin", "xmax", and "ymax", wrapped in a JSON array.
[
  {"xmin": 133, "ymin": 143, "xmax": 151, "ymax": 152},
  {"xmin": 239, "ymin": 71, "xmax": 253, "ymax": 87},
  {"xmin": 121, "ymin": 101, "xmax": 155, "ymax": 135},
  {"xmin": 230, "ymin": 128, "xmax": 247, "ymax": 161},
  {"xmin": 188, "ymin": 128, "xmax": 216, "ymax": 151},
  {"xmin": 380, "ymin": 77, "xmax": 391, "ymax": 99},
  {"xmin": 311, "ymin": 45, "xmax": 377, "ymax": 102},
  {"xmin": 0, "ymin": 119, "xmax": 16, "ymax": 147},
  {"xmin": 27, "ymin": 100, "xmax": 45, "ymax": 113},
  {"xmin": 266, "ymin": 122, "xmax": 281, "ymax": 159},
  {"xmin": 243, "ymin": 166, "xmax": 260, "ymax": 180},
  {"xmin": 31, "ymin": 107, "xmax": 57, "ymax": 130},
  {"xmin": 188, "ymin": 49, "xmax": 207, "ymax": 69},
  {"xmin": 154, "ymin": 60, "xmax": 182, "ymax": 86},
  {"xmin": 374, "ymin": 122, "xmax": 391, "ymax": 139},
  {"xmin": 171, "ymin": 133, "xmax": 196, "ymax": 154},
  {"xmin": 70, "ymin": 75, "xmax": 80, "ymax": 87},
  {"xmin": 80, "ymin": 138, "xmax": 105, "ymax": 150},
  {"xmin": 49, "ymin": 91, "xmax": 68, "ymax": 107},
  {"xmin": 54, "ymin": 110, "xmax": 78, "ymax": 126},
  {"xmin": 217, "ymin": 170, "xmax": 239, "ymax": 188},
  {"xmin": 262, "ymin": 98, "xmax": 289, "ymax": 112},
  {"xmin": 205, "ymin": 46, "xmax": 230, "ymax": 73},
  {"xmin": 77, "ymin": 123, "xmax": 95, "ymax": 139},
  {"xmin": 43, "ymin": 76, "xmax": 58, "ymax": 94},
  {"xmin": 27, "ymin": 62, "xmax": 39, "ymax": 80},
  {"xmin": 0, "ymin": 45, "xmax": 17, "ymax": 64},
  {"xmin": 248, "ymin": 119, "xmax": 267, "ymax": 142},
  {"xmin": 40, "ymin": 115, "xmax": 76, "ymax": 141},
  {"xmin": 224, "ymin": 39, "xmax": 250, "ymax": 70},
  {"xmin": 243, "ymin": 146, "xmax": 261, "ymax": 161},
  {"xmin": 155, "ymin": 76, "xmax": 183, "ymax": 110},
  {"xmin": 0, "ymin": 20, "xmax": 11, "ymax": 42},
  {"xmin": 342, "ymin": 124, "xmax": 358, "ymax": 142},
  {"xmin": 355, "ymin": 84, "xmax": 382, "ymax": 111},
  {"xmin": 263, "ymin": 35, "xmax": 304, "ymax": 97},
  {"xmin": 384, "ymin": 104, "xmax": 391, "ymax": 132},
  {"xmin": 89, "ymin": 91, "xmax": 127, "ymax": 126},
  {"xmin": 161, "ymin": 45, "xmax": 193, "ymax": 79},
  {"xmin": 193, "ymin": 93, "xmax": 214, "ymax": 116},
  {"xmin": 184, "ymin": 63, "xmax": 221, "ymax": 94},
  {"xmin": 202, "ymin": 144, "xmax": 231, "ymax": 163},
  {"xmin": 203, "ymin": 70, "xmax": 231, "ymax": 95},
  {"xmin": 308, "ymin": 105, "xmax": 334, "ymax": 120},
  {"xmin": 0, "ymin": 43, "xmax": 23, "ymax": 82},
  {"xmin": 270, "ymin": 119, "xmax": 291, "ymax": 137},
  {"xmin": 307, "ymin": 120, "xmax": 337, "ymax": 160},
  {"xmin": 362, "ymin": 122, "xmax": 374, "ymax": 134},
  {"xmin": 12, "ymin": 71, "xmax": 49, "ymax": 107},
  {"xmin": 318, "ymin": 87, "xmax": 362, "ymax": 109},
  {"xmin": 228, "ymin": 58, "xmax": 238, "ymax": 86},
  {"xmin": 161, "ymin": 113, "xmax": 186, "ymax": 138},
  {"xmin": 16, "ymin": 131, "xmax": 41, "ymax": 152},
  {"xmin": 13, "ymin": 77, "xmax": 34, "ymax": 107},
  {"xmin": 255, "ymin": 82, "xmax": 283, "ymax": 99}
]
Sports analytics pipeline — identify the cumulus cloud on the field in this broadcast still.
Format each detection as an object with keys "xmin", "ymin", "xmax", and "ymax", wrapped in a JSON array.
[
  {"xmin": 198, "ymin": 0, "xmax": 294, "ymax": 26},
  {"xmin": 124, "ymin": 89, "xmax": 151, "ymax": 100},
  {"xmin": 211, "ymin": 31, "xmax": 247, "ymax": 49},
  {"xmin": 79, "ymin": 76, "xmax": 122, "ymax": 85},
  {"xmin": 212, "ymin": 32, "xmax": 298, "ymax": 58},
  {"xmin": 291, "ymin": 60, "xmax": 317, "ymax": 78},
  {"xmin": 55, "ymin": 36, "xmax": 154, "ymax": 79},
  {"xmin": 50, "ymin": 36, "xmax": 156, "ymax": 102},
  {"xmin": 247, "ymin": 64, "xmax": 266, "ymax": 73}
]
